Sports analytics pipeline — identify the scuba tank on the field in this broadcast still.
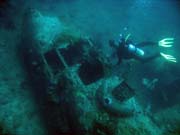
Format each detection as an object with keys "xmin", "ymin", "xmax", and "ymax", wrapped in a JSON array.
[{"xmin": 127, "ymin": 44, "xmax": 144, "ymax": 57}]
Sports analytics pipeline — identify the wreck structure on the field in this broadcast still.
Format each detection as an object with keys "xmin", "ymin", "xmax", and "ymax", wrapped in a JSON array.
[{"xmin": 20, "ymin": 9, "xmax": 143, "ymax": 135}]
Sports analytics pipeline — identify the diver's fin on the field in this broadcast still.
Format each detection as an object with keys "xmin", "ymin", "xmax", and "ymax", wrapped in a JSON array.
[
  {"xmin": 158, "ymin": 38, "xmax": 174, "ymax": 47},
  {"xmin": 160, "ymin": 52, "xmax": 177, "ymax": 63}
]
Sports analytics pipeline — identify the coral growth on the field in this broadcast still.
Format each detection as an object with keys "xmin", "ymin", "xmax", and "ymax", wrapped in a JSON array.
[{"xmin": 53, "ymin": 26, "xmax": 82, "ymax": 46}]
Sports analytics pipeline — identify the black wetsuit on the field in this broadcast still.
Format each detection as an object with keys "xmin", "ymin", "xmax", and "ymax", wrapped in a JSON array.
[{"xmin": 135, "ymin": 41, "xmax": 160, "ymax": 62}]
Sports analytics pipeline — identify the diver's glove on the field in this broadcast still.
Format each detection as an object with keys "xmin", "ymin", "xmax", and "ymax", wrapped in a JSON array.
[
  {"xmin": 160, "ymin": 52, "xmax": 177, "ymax": 63},
  {"xmin": 158, "ymin": 38, "xmax": 174, "ymax": 47}
]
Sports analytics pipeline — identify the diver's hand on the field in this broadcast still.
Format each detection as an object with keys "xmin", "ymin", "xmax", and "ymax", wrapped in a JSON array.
[
  {"xmin": 160, "ymin": 52, "xmax": 177, "ymax": 63},
  {"xmin": 158, "ymin": 38, "xmax": 174, "ymax": 47}
]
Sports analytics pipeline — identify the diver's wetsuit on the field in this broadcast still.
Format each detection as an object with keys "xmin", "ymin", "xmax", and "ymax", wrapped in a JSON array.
[
  {"xmin": 135, "ymin": 41, "xmax": 160, "ymax": 62},
  {"xmin": 109, "ymin": 37, "xmax": 160, "ymax": 64}
]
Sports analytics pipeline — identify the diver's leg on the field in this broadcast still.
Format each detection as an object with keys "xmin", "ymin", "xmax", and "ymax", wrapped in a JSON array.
[
  {"xmin": 137, "ymin": 42, "xmax": 157, "ymax": 47},
  {"xmin": 137, "ymin": 52, "xmax": 160, "ymax": 63}
]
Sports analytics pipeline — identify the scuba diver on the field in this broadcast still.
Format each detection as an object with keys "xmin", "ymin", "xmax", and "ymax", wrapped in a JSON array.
[{"xmin": 109, "ymin": 34, "xmax": 177, "ymax": 64}]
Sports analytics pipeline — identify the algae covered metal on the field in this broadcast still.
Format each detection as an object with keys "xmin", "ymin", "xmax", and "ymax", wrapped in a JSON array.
[{"xmin": 20, "ymin": 9, "xmax": 145, "ymax": 135}]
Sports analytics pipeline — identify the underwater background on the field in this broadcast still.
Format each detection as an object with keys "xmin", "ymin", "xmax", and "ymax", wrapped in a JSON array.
[{"xmin": 0, "ymin": 0, "xmax": 180, "ymax": 135}]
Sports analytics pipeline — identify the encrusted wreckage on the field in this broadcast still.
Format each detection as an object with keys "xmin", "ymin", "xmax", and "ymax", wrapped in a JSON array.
[{"xmin": 20, "ymin": 9, "xmax": 141, "ymax": 135}]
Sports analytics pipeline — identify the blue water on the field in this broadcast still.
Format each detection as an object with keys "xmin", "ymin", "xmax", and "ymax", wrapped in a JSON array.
[{"xmin": 30, "ymin": 0, "xmax": 180, "ymax": 57}]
